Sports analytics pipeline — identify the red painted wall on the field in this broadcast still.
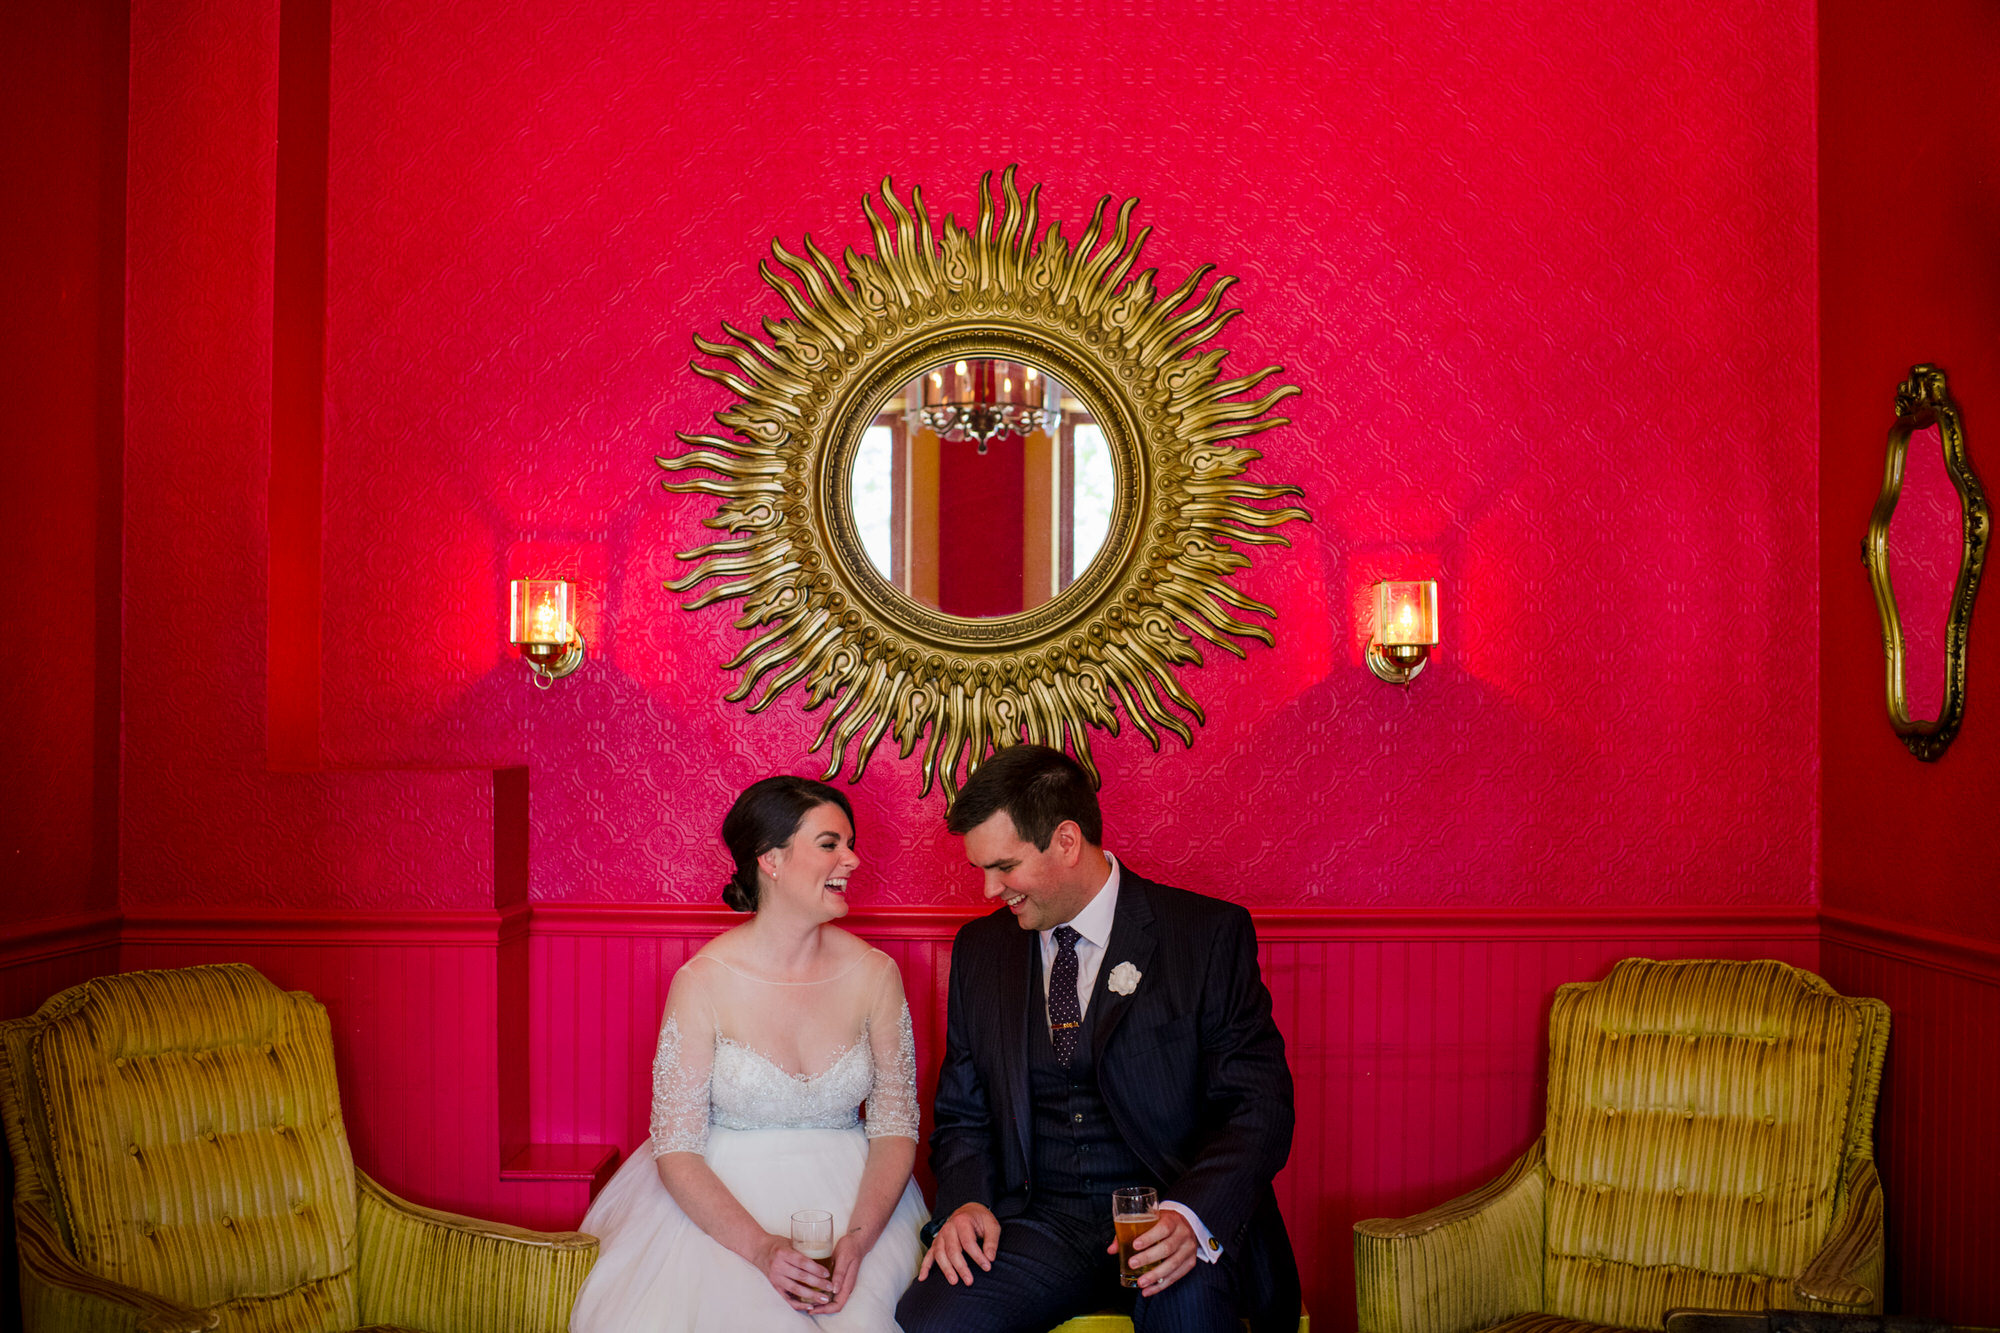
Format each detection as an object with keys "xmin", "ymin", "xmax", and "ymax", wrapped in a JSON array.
[
  {"xmin": 0, "ymin": 0, "xmax": 124, "ymax": 933},
  {"xmin": 1818, "ymin": 0, "xmax": 2000, "ymax": 1321}
]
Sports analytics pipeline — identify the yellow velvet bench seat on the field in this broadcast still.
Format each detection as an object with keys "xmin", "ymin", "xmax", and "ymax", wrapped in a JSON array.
[{"xmin": 1052, "ymin": 1310, "xmax": 1310, "ymax": 1331}]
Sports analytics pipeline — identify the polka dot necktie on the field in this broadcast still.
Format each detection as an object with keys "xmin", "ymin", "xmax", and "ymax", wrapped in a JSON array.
[{"xmin": 1049, "ymin": 925, "xmax": 1083, "ymax": 1065}]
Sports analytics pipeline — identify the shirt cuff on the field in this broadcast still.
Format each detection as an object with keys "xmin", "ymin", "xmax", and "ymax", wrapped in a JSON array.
[{"xmin": 1159, "ymin": 1201, "xmax": 1221, "ymax": 1263}]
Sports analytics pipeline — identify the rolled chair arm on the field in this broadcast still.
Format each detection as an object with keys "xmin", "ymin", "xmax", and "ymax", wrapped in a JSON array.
[
  {"xmin": 1355, "ymin": 1136, "xmax": 1547, "ymax": 1333},
  {"xmin": 355, "ymin": 1171, "xmax": 598, "ymax": 1333},
  {"xmin": 14, "ymin": 1202, "xmax": 217, "ymax": 1333},
  {"xmin": 1792, "ymin": 1158, "xmax": 1884, "ymax": 1314}
]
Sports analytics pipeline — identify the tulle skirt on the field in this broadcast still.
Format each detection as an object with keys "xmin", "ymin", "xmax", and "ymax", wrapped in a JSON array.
[{"xmin": 569, "ymin": 1126, "xmax": 929, "ymax": 1333}]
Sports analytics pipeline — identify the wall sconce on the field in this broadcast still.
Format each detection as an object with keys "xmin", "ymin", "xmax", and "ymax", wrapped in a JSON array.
[
  {"xmin": 509, "ymin": 579, "xmax": 585, "ymax": 687},
  {"xmin": 1368, "ymin": 580, "xmax": 1438, "ymax": 684}
]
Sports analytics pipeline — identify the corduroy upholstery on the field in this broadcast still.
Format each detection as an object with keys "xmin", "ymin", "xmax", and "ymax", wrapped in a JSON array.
[
  {"xmin": 1048, "ymin": 1314, "xmax": 1310, "ymax": 1331},
  {"xmin": 1355, "ymin": 959, "xmax": 1888, "ymax": 1333},
  {"xmin": 1, "ymin": 964, "xmax": 596, "ymax": 1333}
]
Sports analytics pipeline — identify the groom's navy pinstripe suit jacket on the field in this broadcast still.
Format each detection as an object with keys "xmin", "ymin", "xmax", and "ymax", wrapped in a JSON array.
[{"xmin": 924, "ymin": 869, "xmax": 1302, "ymax": 1331}]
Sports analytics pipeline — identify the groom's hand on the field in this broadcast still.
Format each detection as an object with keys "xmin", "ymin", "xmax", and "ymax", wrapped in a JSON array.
[
  {"xmin": 1106, "ymin": 1208, "xmax": 1198, "ymax": 1296},
  {"xmin": 917, "ymin": 1202, "xmax": 1001, "ymax": 1285}
]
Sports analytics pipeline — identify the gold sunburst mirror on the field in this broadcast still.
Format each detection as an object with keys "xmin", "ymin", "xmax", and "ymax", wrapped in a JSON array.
[
  {"xmin": 659, "ymin": 169, "xmax": 1310, "ymax": 796},
  {"xmin": 1864, "ymin": 364, "xmax": 1990, "ymax": 761}
]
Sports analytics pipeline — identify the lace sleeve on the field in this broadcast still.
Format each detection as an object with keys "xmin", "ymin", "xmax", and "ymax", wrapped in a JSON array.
[
  {"xmin": 863, "ymin": 957, "xmax": 920, "ymax": 1141},
  {"xmin": 649, "ymin": 966, "xmax": 716, "ymax": 1157}
]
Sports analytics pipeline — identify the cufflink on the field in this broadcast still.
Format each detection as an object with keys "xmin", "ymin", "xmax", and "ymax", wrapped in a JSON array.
[{"xmin": 1208, "ymin": 1238, "xmax": 1220, "ymax": 1250}]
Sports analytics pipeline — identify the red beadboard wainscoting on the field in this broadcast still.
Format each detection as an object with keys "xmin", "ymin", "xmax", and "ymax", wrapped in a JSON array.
[
  {"xmin": 0, "ymin": 917, "xmax": 122, "ymax": 1028},
  {"xmin": 1818, "ymin": 912, "xmax": 2000, "ymax": 1326},
  {"xmin": 5, "ymin": 903, "xmax": 1831, "ymax": 1328},
  {"xmin": 12, "ymin": 903, "xmax": 2000, "ymax": 1325}
]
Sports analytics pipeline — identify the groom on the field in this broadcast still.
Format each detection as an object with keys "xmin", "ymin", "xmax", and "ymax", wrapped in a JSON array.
[{"xmin": 896, "ymin": 745, "xmax": 1300, "ymax": 1333}]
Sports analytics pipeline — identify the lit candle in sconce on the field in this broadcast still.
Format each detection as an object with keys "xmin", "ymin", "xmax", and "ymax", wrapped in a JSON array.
[
  {"xmin": 929, "ymin": 370, "xmax": 944, "ymax": 406},
  {"xmin": 509, "ymin": 578, "xmax": 585, "ymax": 686},
  {"xmin": 1367, "ymin": 580, "xmax": 1439, "ymax": 685},
  {"xmin": 955, "ymin": 359, "xmax": 969, "ymax": 399}
]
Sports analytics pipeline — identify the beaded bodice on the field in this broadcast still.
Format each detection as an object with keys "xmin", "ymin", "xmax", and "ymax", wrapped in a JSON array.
[{"xmin": 648, "ymin": 948, "xmax": 919, "ymax": 1156}]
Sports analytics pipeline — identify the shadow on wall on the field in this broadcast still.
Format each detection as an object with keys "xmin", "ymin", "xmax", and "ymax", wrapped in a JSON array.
[{"xmin": 1193, "ymin": 657, "xmax": 1573, "ymax": 904}]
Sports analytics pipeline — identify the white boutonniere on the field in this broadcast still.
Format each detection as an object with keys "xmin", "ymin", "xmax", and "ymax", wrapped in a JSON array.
[{"xmin": 1107, "ymin": 961, "xmax": 1142, "ymax": 996}]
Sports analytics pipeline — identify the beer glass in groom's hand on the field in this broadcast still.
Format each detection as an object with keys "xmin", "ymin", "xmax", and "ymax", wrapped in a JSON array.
[{"xmin": 1112, "ymin": 1188, "xmax": 1161, "ymax": 1287}]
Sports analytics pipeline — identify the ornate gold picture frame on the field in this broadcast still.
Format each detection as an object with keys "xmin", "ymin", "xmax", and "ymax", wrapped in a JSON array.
[
  {"xmin": 659, "ymin": 170, "xmax": 1310, "ymax": 795},
  {"xmin": 1863, "ymin": 364, "xmax": 1990, "ymax": 761}
]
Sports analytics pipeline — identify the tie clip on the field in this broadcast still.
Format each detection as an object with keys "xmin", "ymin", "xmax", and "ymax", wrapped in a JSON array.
[{"xmin": 1051, "ymin": 1021, "xmax": 1081, "ymax": 1031}]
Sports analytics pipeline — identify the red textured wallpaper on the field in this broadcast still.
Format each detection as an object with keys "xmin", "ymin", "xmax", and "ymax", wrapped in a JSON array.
[
  {"xmin": 1819, "ymin": 0, "xmax": 2000, "ymax": 945},
  {"xmin": 0, "ymin": 0, "xmax": 124, "ymax": 928},
  {"xmin": 291, "ymin": 0, "xmax": 1820, "ymax": 912},
  {"xmin": 122, "ymin": 0, "xmax": 498, "ymax": 912}
]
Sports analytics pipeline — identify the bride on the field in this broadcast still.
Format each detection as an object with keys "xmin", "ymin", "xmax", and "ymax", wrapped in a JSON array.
[{"xmin": 570, "ymin": 777, "xmax": 929, "ymax": 1331}]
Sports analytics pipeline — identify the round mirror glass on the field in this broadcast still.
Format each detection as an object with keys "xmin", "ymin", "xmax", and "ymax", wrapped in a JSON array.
[
  {"xmin": 849, "ymin": 357, "xmax": 1116, "ymax": 618},
  {"xmin": 1888, "ymin": 421, "xmax": 1959, "ymax": 722}
]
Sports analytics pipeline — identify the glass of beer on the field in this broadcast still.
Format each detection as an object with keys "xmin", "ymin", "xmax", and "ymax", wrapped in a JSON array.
[
  {"xmin": 790, "ymin": 1209, "xmax": 835, "ymax": 1283},
  {"xmin": 1112, "ymin": 1187, "xmax": 1161, "ymax": 1287}
]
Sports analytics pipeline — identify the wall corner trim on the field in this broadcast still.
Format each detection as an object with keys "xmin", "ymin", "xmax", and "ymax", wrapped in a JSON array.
[
  {"xmin": 1820, "ymin": 907, "xmax": 2000, "ymax": 987},
  {"xmin": 0, "ymin": 912, "xmax": 123, "ymax": 969}
]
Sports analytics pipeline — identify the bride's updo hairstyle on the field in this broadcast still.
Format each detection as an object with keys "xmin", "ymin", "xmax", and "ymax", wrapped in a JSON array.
[{"xmin": 720, "ymin": 776, "xmax": 856, "ymax": 913}]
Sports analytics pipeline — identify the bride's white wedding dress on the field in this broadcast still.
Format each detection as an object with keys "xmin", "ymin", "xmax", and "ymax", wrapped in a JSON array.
[{"xmin": 570, "ymin": 947, "xmax": 929, "ymax": 1332}]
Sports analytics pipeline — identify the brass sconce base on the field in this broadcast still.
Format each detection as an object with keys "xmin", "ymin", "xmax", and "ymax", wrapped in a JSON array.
[
  {"xmin": 1367, "ymin": 641, "xmax": 1429, "ymax": 685},
  {"xmin": 521, "ymin": 633, "xmax": 586, "ymax": 686}
]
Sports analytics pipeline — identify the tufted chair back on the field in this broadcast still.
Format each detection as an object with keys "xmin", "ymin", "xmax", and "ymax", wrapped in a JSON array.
[
  {"xmin": 1542, "ymin": 958, "xmax": 1887, "ymax": 1329},
  {"xmin": 23, "ymin": 964, "xmax": 360, "ymax": 1331}
]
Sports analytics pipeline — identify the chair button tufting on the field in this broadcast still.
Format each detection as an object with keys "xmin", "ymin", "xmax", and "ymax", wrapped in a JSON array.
[
  {"xmin": 221, "ymin": 1215, "xmax": 233, "ymax": 1229},
  {"xmin": 1674, "ymin": 1187, "xmax": 1686, "ymax": 1198},
  {"xmin": 114, "ymin": 1057, "xmax": 126, "ymax": 1069},
  {"xmin": 1751, "ymin": 1193, "xmax": 1764, "ymax": 1204},
  {"xmin": 204, "ymin": 1131, "xmax": 218, "ymax": 1144},
  {"xmin": 127, "ymin": 1143, "xmax": 139, "ymax": 1157},
  {"xmin": 293, "ymin": 1199, "xmax": 309, "ymax": 1215}
]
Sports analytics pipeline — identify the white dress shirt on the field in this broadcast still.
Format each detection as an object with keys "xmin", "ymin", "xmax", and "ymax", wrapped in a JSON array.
[{"xmin": 1039, "ymin": 853, "xmax": 1221, "ymax": 1263}]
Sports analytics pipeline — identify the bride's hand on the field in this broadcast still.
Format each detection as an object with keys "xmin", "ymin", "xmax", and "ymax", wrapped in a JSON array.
[
  {"xmin": 754, "ymin": 1233, "xmax": 836, "ymax": 1311},
  {"xmin": 812, "ymin": 1231, "xmax": 868, "ymax": 1315}
]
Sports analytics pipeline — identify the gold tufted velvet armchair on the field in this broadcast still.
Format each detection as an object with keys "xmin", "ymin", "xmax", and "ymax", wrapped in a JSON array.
[
  {"xmin": 1355, "ymin": 958, "xmax": 1888, "ymax": 1333},
  {"xmin": 0, "ymin": 963, "xmax": 596, "ymax": 1332}
]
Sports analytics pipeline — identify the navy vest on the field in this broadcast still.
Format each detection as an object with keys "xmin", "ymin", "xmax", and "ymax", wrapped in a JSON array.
[{"xmin": 1028, "ymin": 949, "xmax": 1156, "ymax": 1218}]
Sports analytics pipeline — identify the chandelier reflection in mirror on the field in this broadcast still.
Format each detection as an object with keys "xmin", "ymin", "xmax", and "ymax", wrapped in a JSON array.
[
  {"xmin": 919, "ymin": 359, "xmax": 1058, "ymax": 454},
  {"xmin": 659, "ymin": 170, "xmax": 1309, "ymax": 796},
  {"xmin": 851, "ymin": 359, "xmax": 1114, "ymax": 620}
]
